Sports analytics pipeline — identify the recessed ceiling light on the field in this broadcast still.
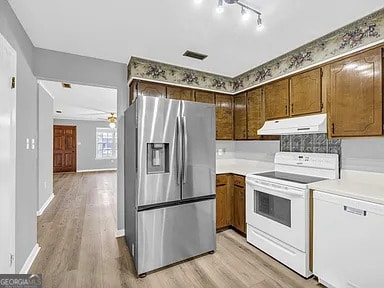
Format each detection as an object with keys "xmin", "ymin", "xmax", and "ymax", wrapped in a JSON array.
[
  {"xmin": 62, "ymin": 83, "xmax": 72, "ymax": 89},
  {"xmin": 56, "ymin": 110, "xmax": 63, "ymax": 114}
]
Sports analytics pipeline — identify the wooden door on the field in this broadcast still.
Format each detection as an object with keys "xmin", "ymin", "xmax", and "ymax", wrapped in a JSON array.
[
  {"xmin": 234, "ymin": 93, "xmax": 247, "ymax": 140},
  {"xmin": 330, "ymin": 48, "xmax": 382, "ymax": 137},
  {"xmin": 264, "ymin": 79, "xmax": 289, "ymax": 120},
  {"xmin": 290, "ymin": 68, "xmax": 322, "ymax": 116},
  {"xmin": 233, "ymin": 185, "xmax": 245, "ymax": 233},
  {"xmin": 247, "ymin": 87, "xmax": 264, "ymax": 139},
  {"xmin": 53, "ymin": 125, "xmax": 77, "ymax": 173},
  {"xmin": 195, "ymin": 90, "xmax": 215, "ymax": 104},
  {"xmin": 137, "ymin": 81, "xmax": 166, "ymax": 98},
  {"xmin": 166, "ymin": 86, "xmax": 194, "ymax": 101},
  {"xmin": 215, "ymin": 94, "xmax": 233, "ymax": 140}
]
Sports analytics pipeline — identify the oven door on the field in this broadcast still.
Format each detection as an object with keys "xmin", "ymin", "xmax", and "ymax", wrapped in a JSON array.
[{"xmin": 246, "ymin": 178, "xmax": 307, "ymax": 252}]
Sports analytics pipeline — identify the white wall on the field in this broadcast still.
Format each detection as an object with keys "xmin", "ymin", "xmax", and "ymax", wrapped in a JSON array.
[
  {"xmin": 0, "ymin": 0, "xmax": 37, "ymax": 272},
  {"xmin": 53, "ymin": 119, "xmax": 118, "ymax": 171},
  {"xmin": 216, "ymin": 140, "xmax": 280, "ymax": 162},
  {"xmin": 38, "ymin": 84, "xmax": 53, "ymax": 211},
  {"xmin": 341, "ymin": 138, "xmax": 384, "ymax": 173}
]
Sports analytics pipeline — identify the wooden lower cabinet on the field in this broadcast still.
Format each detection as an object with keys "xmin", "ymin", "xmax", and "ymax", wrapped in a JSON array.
[
  {"xmin": 232, "ymin": 178, "xmax": 246, "ymax": 234},
  {"xmin": 216, "ymin": 174, "xmax": 246, "ymax": 234}
]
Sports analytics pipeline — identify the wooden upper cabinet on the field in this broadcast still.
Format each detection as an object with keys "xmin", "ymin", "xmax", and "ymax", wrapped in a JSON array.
[
  {"xmin": 234, "ymin": 93, "xmax": 247, "ymax": 140},
  {"xmin": 330, "ymin": 47, "xmax": 382, "ymax": 137},
  {"xmin": 247, "ymin": 87, "xmax": 264, "ymax": 139},
  {"xmin": 290, "ymin": 68, "xmax": 322, "ymax": 116},
  {"xmin": 215, "ymin": 94, "xmax": 233, "ymax": 140},
  {"xmin": 264, "ymin": 79, "xmax": 289, "ymax": 120},
  {"xmin": 137, "ymin": 81, "xmax": 166, "ymax": 98},
  {"xmin": 195, "ymin": 90, "xmax": 215, "ymax": 104},
  {"xmin": 166, "ymin": 86, "xmax": 194, "ymax": 101}
]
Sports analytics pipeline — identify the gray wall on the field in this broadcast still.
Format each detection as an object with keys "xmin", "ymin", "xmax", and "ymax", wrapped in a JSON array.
[
  {"xmin": 38, "ymin": 84, "xmax": 53, "ymax": 210},
  {"xmin": 341, "ymin": 138, "xmax": 384, "ymax": 173},
  {"xmin": 53, "ymin": 119, "xmax": 118, "ymax": 171},
  {"xmin": 33, "ymin": 48, "xmax": 128, "ymax": 230},
  {"xmin": 217, "ymin": 137, "xmax": 384, "ymax": 174},
  {"xmin": 216, "ymin": 140, "xmax": 280, "ymax": 162},
  {"xmin": 0, "ymin": 1, "xmax": 37, "ymax": 272}
]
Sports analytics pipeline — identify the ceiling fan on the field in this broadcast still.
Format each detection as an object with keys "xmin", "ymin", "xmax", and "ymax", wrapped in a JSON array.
[{"xmin": 106, "ymin": 113, "xmax": 117, "ymax": 128}]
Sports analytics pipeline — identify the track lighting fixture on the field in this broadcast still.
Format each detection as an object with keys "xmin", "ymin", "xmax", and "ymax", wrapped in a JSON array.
[{"xmin": 212, "ymin": 0, "xmax": 263, "ymax": 30}]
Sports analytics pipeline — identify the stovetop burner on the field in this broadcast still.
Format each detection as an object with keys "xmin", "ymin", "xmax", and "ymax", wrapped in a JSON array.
[{"xmin": 251, "ymin": 171, "xmax": 326, "ymax": 184}]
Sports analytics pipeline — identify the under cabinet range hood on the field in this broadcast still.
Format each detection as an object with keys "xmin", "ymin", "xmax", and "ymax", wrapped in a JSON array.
[{"xmin": 258, "ymin": 113, "xmax": 327, "ymax": 135}]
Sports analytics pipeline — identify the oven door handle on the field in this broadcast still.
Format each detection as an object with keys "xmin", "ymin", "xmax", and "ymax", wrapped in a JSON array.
[{"xmin": 246, "ymin": 179, "xmax": 304, "ymax": 198}]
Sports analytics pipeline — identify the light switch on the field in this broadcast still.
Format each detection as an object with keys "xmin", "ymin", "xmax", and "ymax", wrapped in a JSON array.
[
  {"xmin": 31, "ymin": 138, "xmax": 35, "ymax": 150},
  {"xmin": 26, "ymin": 138, "xmax": 30, "ymax": 150}
]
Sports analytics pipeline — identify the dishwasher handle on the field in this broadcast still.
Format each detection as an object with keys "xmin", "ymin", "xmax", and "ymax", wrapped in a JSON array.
[{"xmin": 344, "ymin": 206, "xmax": 367, "ymax": 216}]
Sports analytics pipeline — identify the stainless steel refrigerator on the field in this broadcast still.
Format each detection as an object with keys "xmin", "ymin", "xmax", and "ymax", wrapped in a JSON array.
[{"xmin": 124, "ymin": 96, "xmax": 216, "ymax": 276}]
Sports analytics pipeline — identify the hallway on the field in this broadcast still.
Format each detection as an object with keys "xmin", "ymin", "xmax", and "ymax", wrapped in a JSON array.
[{"xmin": 30, "ymin": 172, "xmax": 318, "ymax": 288}]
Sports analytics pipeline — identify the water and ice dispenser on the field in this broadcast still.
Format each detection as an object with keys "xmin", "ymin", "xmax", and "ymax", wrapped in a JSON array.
[{"xmin": 147, "ymin": 143, "xmax": 169, "ymax": 174}]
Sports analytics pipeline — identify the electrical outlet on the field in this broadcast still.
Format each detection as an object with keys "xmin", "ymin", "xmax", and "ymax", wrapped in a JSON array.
[
  {"xmin": 26, "ymin": 138, "xmax": 30, "ymax": 150},
  {"xmin": 31, "ymin": 138, "xmax": 35, "ymax": 150}
]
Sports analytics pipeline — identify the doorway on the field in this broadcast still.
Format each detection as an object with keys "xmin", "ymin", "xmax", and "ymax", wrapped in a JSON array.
[
  {"xmin": 53, "ymin": 125, "xmax": 77, "ymax": 173},
  {"xmin": 0, "ymin": 33, "xmax": 16, "ymax": 273}
]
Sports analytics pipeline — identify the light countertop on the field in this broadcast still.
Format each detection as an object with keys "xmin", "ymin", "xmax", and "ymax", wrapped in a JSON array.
[
  {"xmin": 309, "ymin": 170, "xmax": 384, "ymax": 205},
  {"xmin": 216, "ymin": 158, "xmax": 274, "ymax": 176}
]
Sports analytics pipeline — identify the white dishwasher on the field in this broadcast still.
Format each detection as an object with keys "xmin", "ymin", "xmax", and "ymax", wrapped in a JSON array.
[{"xmin": 313, "ymin": 190, "xmax": 384, "ymax": 288}]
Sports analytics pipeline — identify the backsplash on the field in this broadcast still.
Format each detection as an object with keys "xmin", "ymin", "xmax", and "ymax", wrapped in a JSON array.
[{"xmin": 280, "ymin": 134, "xmax": 341, "ymax": 155}]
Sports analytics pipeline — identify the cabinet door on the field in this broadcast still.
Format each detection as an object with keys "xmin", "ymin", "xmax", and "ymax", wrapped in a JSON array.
[
  {"xmin": 215, "ymin": 94, "xmax": 233, "ymax": 140},
  {"xmin": 264, "ymin": 79, "xmax": 289, "ymax": 120},
  {"xmin": 233, "ymin": 185, "xmax": 246, "ymax": 233},
  {"xmin": 234, "ymin": 93, "xmax": 247, "ymax": 140},
  {"xmin": 195, "ymin": 90, "xmax": 215, "ymax": 104},
  {"xmin": 167, "ymin": 86, "xmax": 194, "ymax": 101},
  {"xmin": 247, "ymin": 87, "xmax": 264, "ymax": 139},
  {"xmin": 330, "ymin": 48, "xmax": 382, "ymax": 137},
  {"xmin": 137, "ymin": 81, "xmax": 167, "ymax": 98},
  {"xmin": 290, "ymin": 68, "xmax": 322, "ymax": 116},
  {"xmin": 216, "ymin": 184, "xmax": 228, "ymax": 229}
]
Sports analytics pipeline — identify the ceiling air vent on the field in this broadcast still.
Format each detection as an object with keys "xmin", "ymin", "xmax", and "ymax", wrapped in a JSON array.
[
  {"xmin": 62, "ymin": 82, "xmax": 72, "ymax": 89},
  {"xmin": 183, "ymin": 50, "xmax": 208, "ymax": 61}
]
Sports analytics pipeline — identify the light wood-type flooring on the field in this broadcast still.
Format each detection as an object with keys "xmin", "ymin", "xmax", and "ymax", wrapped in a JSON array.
[{"xmin": 30, "ymin": 172, "xmax": 321, "ymax": 288}]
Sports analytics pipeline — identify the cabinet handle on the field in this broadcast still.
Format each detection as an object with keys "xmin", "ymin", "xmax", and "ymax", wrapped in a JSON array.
[
  {"xmin": 285, "ymin": 105, "xmax": 288, "ymax": 115},
  {"xmin": 332, "ymin": 123, "xmax": 335, "ymax": 134},
  {"xmin": 344, "ymin": 206, "xmax": 366, "ymax": 216},
  {"xmin": 291, "ymin": 103, "xmax": 294, "ymax": 114}
]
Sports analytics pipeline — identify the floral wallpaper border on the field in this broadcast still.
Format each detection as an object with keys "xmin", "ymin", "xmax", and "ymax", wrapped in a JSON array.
[{"xmin": 128, "ymin": 8, "xmax": 384, "ymax": 94}]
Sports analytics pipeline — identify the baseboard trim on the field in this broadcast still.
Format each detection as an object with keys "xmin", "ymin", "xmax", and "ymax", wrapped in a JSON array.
[
  {"xmin": 19, "ymin": 244, "xmax": 40, "ymax": 274},
  {"xmin": 115, "ymin": 229, "xmax": 125, "ymax": 238},
  {"xmin": 37, "ymin": 193, "xmax": 54, "ymax": 216},
  {"xmin": 77, "ymin": 168, "xmax": 117, "ymax": 173}
]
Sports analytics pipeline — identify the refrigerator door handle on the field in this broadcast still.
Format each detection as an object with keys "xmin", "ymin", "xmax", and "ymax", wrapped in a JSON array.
[
  {"xmin": 176, "ymin": 116, "xmax": 182, "ymax": 185},
  {"xmin": 182, "ymin": 116, "xmax": 188, "ymax": 184}
]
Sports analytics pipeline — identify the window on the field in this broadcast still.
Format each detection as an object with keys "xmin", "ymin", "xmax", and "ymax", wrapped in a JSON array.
[{"xmin": 96, "ymin": 128, "xmax": 117, "ymax": 159}]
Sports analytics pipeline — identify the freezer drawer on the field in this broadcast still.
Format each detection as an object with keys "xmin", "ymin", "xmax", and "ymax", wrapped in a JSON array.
[
  {"xmin": 136, "ymin": 199, "xmax": 216, "ymax": 275},
  {"xmin": 313, "ymin": 191, "xmax": 384, "ymax": 288}
]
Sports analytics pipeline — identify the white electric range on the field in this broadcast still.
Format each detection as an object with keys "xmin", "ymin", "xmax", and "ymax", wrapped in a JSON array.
[{"xmin": 246, "ymin": 152, "xmax": 339, "ymax": 278}]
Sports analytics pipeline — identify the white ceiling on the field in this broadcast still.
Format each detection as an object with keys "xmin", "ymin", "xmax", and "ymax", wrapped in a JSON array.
[
  {"xmin": 9, "ymin": 0, "xmax": 384, "ymax": 77},
  {"xmin": 40, "ymin": 80, "xmax": 117, "ymax": 121}
]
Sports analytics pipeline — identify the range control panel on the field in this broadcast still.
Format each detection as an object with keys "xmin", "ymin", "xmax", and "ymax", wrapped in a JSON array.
[{"xmin": 274, "ymin": 152, "xmax": 339, "ymax": 170}]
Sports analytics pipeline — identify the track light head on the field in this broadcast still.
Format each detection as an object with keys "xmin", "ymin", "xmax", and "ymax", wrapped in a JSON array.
[
  {"xmin": 256, "ymin": 14, "xmax": 264, "ymax": 31},
  {"xmin": 216, "ymin": 0, "xmax": 224, "ymax": 13},
  {"xmin": 241, "ymin": 6, "xmax": 250, "ymax": 21}
]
